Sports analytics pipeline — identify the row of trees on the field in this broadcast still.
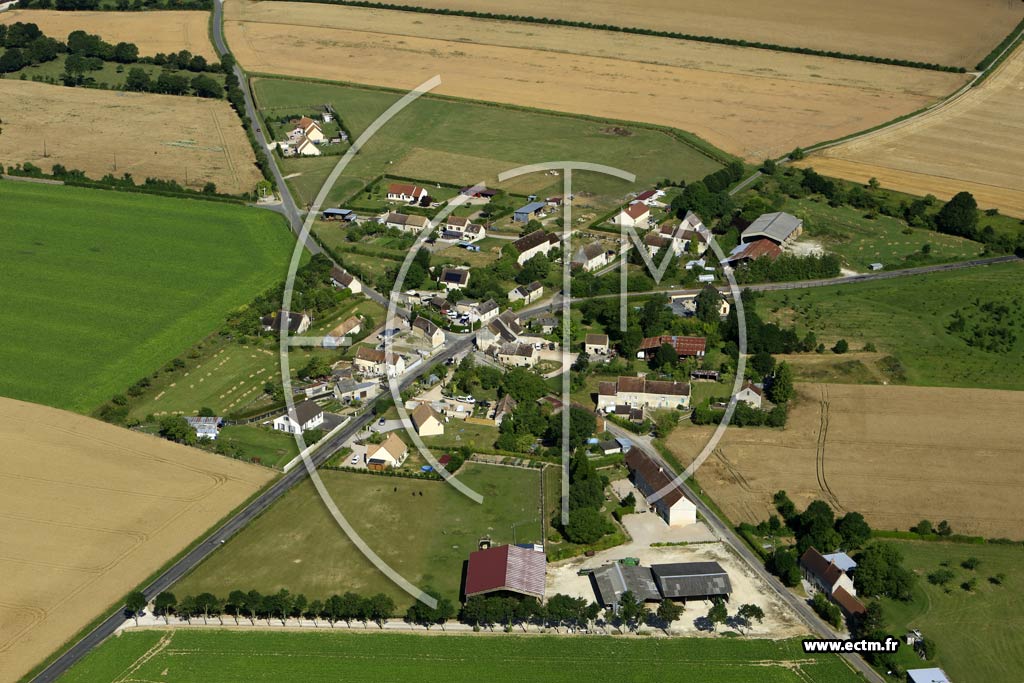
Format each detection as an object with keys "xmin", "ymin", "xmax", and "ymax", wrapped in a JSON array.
[
  {"xmin": 126, "ymin": 588, "xmax": 397, "ymax": 629},
  {"xmin": 16, "ymin": 0, "xmax": 212, "ymax": 10}
]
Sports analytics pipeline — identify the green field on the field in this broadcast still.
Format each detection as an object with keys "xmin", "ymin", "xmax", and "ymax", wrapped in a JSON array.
[
  {"xmin": 251, "ymin": 77, "xmax": 725, "ymax": 210},
  {"xmin": 174, "ymin": 463, "xmax": 543, "ymax": 607},
  {"xmin": 784, "ymin": 196, "xmax": 984, "ymax": 271},
  {"xmin": 59, "ymin": 630, "xmax": 862, "ymax": 683},
  {"xmin": 759, "ymin": 260, "xmax": 1024, "ymax": 390},
  {"xmin": 0, "ymin": 181, "xmax": 295, "ymax": 412},
  {"xmin": 216, "ymin": 424, "xmax": 299, "ymax": 469},
  {"xmin": 876, "ymin": 539, "xmax": 1024, "ymax": 683}
]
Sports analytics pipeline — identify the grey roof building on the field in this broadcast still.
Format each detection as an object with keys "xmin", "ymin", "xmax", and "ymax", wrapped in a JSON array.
[
  {"xmin": 651, "ymin": 562, "xmax": 733, "ymax": 601},
  {"xmin": 740, "ymin": 212, "xmax": 803, "ymax": 245},
  {"xmin": 591, "ymin": 562, "xmax": 662, "ymax": 607}
]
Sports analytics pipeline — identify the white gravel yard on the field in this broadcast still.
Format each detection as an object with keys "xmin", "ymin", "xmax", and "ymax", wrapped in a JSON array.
[{"xmin": 546, "ymin": 528, "xmax": 807, "ymax": 638}]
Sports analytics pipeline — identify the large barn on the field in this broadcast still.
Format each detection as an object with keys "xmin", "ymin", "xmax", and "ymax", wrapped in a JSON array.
[
  {"xmin": 591, "ymin": 560, "xmax": 732, "ymax": 610},
  {"xmin": 624, "ymin": 447, "xmax": 697, "ymax": 527},
  {"xmin": 464, "ymin": 544, "xmax": 546, "ymax": 601}
]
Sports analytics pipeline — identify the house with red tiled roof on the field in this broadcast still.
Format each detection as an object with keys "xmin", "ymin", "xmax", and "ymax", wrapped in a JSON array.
[
  {"xmin": 616, "ymin": 201, "xmax": 651, "ymax": 228},
  {"xmin": 723, "ymin": 238, "xmax": 782, "ymax": 265},
  {"xmin": 464, "ymin": 544, "xmax": 546, "ymax": 601},
  {"xmin": 387, "ymin": 183, "xmax": 428, "ymax": 203},
  {"xmin": 735, "ymin": 381, "xmax": 764, "ymax": 409}
]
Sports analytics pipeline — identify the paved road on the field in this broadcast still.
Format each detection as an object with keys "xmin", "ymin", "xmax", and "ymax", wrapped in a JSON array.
[
  {"xmin": 30, "ymin": 334, "xmax": 473, "ymax": 683},
  {"xmin": 601, "ymin": 420, "xmax": 884, "ymax": 683}
]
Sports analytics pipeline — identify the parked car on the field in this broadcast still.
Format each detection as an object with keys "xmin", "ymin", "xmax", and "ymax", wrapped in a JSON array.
[{"xmin": 378, "ymin": 418, "xmax": 386, "ymax": 426}]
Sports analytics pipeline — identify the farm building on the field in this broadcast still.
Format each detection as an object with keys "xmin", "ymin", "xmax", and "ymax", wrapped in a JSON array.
[
  {"xmin": 597, "ymin": 376, "xmax": 690, "ymax": 413},
  {"xmin": 410, "ymin": 404, "xmax": 444, "ymax": 436},
  {"xmin": 184, "ymin": 416, "xmax": 220, "ymax": 440},
  {"xmin": 624, "ymin": 447, "xmax": 697, "ymax": 527},
  {"xmin": 591, "ymin": 562, "xmax": 662, "ymax": 609},
  {"xmin": 366, "ymin": 432, "xmax": 408, "ymax": 470},
  {"xmin": 617, "ymin": 202, "xmax": 650, "ymax": 228},
  {"xmin": 637, "ymin": 335, "xmax": 706, "ymax": 360},
  {"xmin": 272, "ymin": 399, "xmax": 324, "ymax": 435},
  {"xmin": 652, "ymin": 562, "xmax": 732, "ymax": 602},
  {"xmin": 512, "ymin": 201, "xmax": 546, "ymax": 223},
  {"xmin": 334, "ymin": 380, "xmax": 376, "ymax": 403},
  {"xmin": 906, "ymin": 669, "xmax": 951, "ymax": 683},
  {"xmin": 512, "ymin": 230, "xmax": 558, "ymax": 265},
  {"xmin": 459, "ymin": 186, "xmax": 498, "ymax": 199},
  {"xmin": 387, "ymin": 183, "xmax": 428, "ymax": 203},
  {"xmin": 323, "ymin": 315, "xmax": 362, "ymax": 348},
  {"xmin": 464, "ymin": 544, "xmax": 546, "ymax": 601},
  {"xmin": 323, "ymin": 208, "xmax": 357, "ymax": 222},
  {"xmin": 723, "ymin": 238, "xmax": 782, "ymax": 265},
  {"xmin": 800, "ymin": 547, "xmax": 863, "ymax": 610},
  {"xmin": 821, "ymin": 552, "xmax": 857, "ymax": 573},
  {"xmin": 740, "ymin": 212, "xmax": 803, "ymax": 246}
]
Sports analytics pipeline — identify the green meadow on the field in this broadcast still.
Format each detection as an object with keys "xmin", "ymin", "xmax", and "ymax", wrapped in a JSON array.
[
  {"xmin": 59, "ymin": 630, "xmax": 861, "ymax": 683},
  {"xmin": 0, "ymin": 181, "xmax": 295, "ymax": 412}
]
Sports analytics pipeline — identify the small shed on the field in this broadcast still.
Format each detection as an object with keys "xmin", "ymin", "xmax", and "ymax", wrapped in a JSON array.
[{"xmin": 513, "ymin": 201, "xmax": 546, "ymax": 222}]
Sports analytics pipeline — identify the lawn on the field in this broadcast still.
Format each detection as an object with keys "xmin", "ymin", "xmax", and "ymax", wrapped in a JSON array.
[
  {"xmin": 875, "ymin": 539, "xmax": 1024, "ymax": 683},
  {"xmin": 758, "ymin": 260, "xmax": 1024, "ymax": 390},
  {"xmin": 59, "ymin": 630, "xmax": 863, "ymax": 683},
  {"xmin": 784, "ymin": 196, "xmax": 984, "ymax": 271},
  {"xmin": 173, "ymin": 463, "xmax": 543, "ymax": 607},
  {"xmin": 0, "ymin": 182, "xmax": 295, "ymax": 412},
  {"xmin": 251, "ymin": 77, "xmax": 724, "ymax": 210},
  {"xmin": 217, "ymin": 424, "xmax": 299, "ymax": 470}
]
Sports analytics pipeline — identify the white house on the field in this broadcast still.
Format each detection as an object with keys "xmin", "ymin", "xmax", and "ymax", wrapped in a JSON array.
[
  {"xmin": 443, "ymin": 216, "xmax": 486, "ymax": 242},
  {"xmin": 497, "ymin": 342, "xmax": 537, "ymax": 368},
  {"xmin": 294, "ymin": 136, "xmax": 321, "ymax": 156},
  {"xmin": 572, "ymin": 242, "xmax": 608, "ymax": 272},
  {"xmin": 625, "ymin": 447, "xmax": 697, "ymax": 527},
  {"xmin": 387, "ymin": 183, "xmax": 428, "ymax": 203},
  {"xmin": 508, "ymin": 281, "xmax": 543, "ymax": 304},
  {"xmin": 735, "ymin": 381, "xmax": 764, "ymax": 409},
  {"xmin": 597, "ymin": 376, "xmax": 690, "ymax": 412},
  {"xmin": 272, "ymin": 399, "xmax": 324, "ymax": 435},
  {"xmin": 477, "ymin": 299, "xmax": 499, "ymax": 324},
  {"xmin": 512, "ymin": 230, "xmax": 558, "ymax": 265},
  {"xmin": 353, "ymin": 347, "xmax": 406, "ymax": 378},
  {"xmin": 411, "ymin": 404, "xmax": 445, "ymax": 436},
  {"xmin": 261, "ymin": 310, "xmax": 311, "ymax": 335},
  {"xmin": 617, "ymin": 202, "xmax": 650, "ymax": 228},
  {"xmin": 584, "ymin": 333, "xmax": 609, "ymax": 356},
  {"xmin": 384, "ymin": 212, "xmax": 431, "ymax": 233},
  {"xmin": 365, "ymin": 432, "xmax": 409, "ymax": 470},
  {"xmin": 330, "ymin": 266, "xmax": 362, "ymax": 294},
  {"xmin": 438, "ymin": 267, "xmax": 471, "ymax": 291},
  {"xmin": 799, "ymin": 547, "xmax": 858, "ymax": 598},
  {"xmin": 291, "ymin": 116, "xmax": 325, "ymax": 143},
  {"xmin": 324, "ymin": 315, "xmax": 362, "ymax": 348},
  {"xmin": 412, "ymin": 316, "xmax": 445, "ymax": 349}
]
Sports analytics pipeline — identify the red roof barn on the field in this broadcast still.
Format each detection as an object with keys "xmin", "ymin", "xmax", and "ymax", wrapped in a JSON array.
[{"xmin": 464, "ymin": 544, "xmax": 546, "ymax": 600}]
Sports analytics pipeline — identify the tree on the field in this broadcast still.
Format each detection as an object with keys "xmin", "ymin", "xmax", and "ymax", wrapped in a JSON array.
[
  {"xmin": 911, "ymin": 519, "xmax": 933, "ymax": 535},
  {"xmin": 835, "ymin": 511, "xmax": 871, "ymax": 549},
  {"xmin": 0, "ymin": 47, "xmax": 27, "ymax": 73},
  {"xmin": 564, "ymin": 507, "xmax": 612, "ymax": 544},
  {"xmin": 153, "ymin": 591, "xmax": 176, "ymax": 624},
  {"xmin": 768, "ymin": 548, "xmax": 801, "ymax": 587},
  {"xmin": 191, "ymin": 74, "xmax": 224, "ymax": 98},
  {"xmin": 735, "ymin": 603, "xmax": 765, "ymax": 634},
  {"xmin": 706, "ymin": 599, "xmax": 727, "ymax": 631},
  {"xmin": 158, "ymin": 415, "xmax": 196, "ymax": 445},
  {"xmin": 652, "ymin": 342, "xmax": 678, "ymax": 370},
  {"xmin": 572, "ymin": 351, "xmax": 590, "ymax": 373},
  {"xmin": 695, "ymin": 284, "xmax": 722, "ymax": 324},
  {"xmin": 767, "ymin": 362, "xmax": 794, "ymax": 404},
  {"xmin": 935, "ymin": 191, "xmax": 978, "ymax": 238},
  {"xmin": 855, "ymin": 544, "xmax": 915, "ymax": 601},
  {"xmin": 832, "ymin": 339, "xmax": 849, "ymax": 354},
  {"xmin": 918, "ymin": 636, "xmax": 937, "ymax": 660},
  {"xmin": 750, "ymin": 351, "xmax": 775, "ymax": 377},
  {"xmin": 656, "ymin": 599, "xmax": 683, "ymax": 633},
  {"xmin": 811, "ymin": 591, "xmax": 842, "ymax": 628},
  {"xmin": 112, "ymin": 41, "xmax": 139, "ymax": 63},
  {"xmin": 339, "ymin": 591, "xmax": 363, "ymax": 627},
  {"xmin": 227, "ymin": 590, "xmax": 247, "ymax": 624},
  {"xmin": 124, "ymin": 591, "xmax": 147, "ymax": 626},
  {"xmin": 517, "ymin": 253, "xmax": 550, "ymax": 284},
  {"xmin": 366, "ymin": 593, "xmax": 394, "ymax": 628},
  {"xmin": 617, "ymin": 591, "xmax": 647, "ymax": 632}
]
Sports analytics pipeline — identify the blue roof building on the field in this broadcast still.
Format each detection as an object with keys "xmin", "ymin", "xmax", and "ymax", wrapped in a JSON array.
[{"xmin": 513, "ymin": 201, "xmax": 547, "ymax": 222}]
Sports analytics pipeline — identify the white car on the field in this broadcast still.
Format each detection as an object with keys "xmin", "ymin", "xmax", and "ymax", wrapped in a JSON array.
[
  {"xmin": 350, "ymin": 456, "xmax": 359, "ymax": 465},
  {"xmin": 460, "ymin": 395, "xmax": 476, "ymax": 404}
]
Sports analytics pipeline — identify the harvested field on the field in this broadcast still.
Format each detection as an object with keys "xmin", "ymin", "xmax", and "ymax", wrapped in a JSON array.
[
  {"xmin": 668, "ymin": 384, "xmax": 1024, "ymax": 539},
  {"xmin": 0, "ymin": 9, "xmax": 217, "ymax": 59},
  {"xmin": 226, "ymin": 0, "xmax": 967, "ymax": 160},
  {"xmin": 0, "ymin": 80, "xmax": 262, "ymax": 195},
  {"xmin": 0, "ymin": 397, "xmax": 273, "ymax": 683},
  {"xmin": 803, "ymin": 42, "xmax": 1024, "ymax": 218},
  {"xmin": 385, "ymin": 0, "xmax": 1022, "ymax": 67}
]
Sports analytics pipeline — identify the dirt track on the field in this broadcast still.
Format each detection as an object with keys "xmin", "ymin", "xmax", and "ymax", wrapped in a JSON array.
[
  {"xmin": 0, "ymin": 398, "xmax": 272, "ymax": 683},
  {"xmin": 803, "ymin": 42, "xmax": 1024, "ymax": 218},
  {"xmin": 225, "ymin": 0, "xmax": 965, "ymax": 160},
  {"xmin": 0, "ymin": 9, "xmax": 217, "ymax": 59},
  {"xmin": 0, "ymin": 80, "xmax": 262, "ymax": 195},
  {"xmin": 667, "ymin": 384, "xmax": 1024, "ymax": 539}
]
